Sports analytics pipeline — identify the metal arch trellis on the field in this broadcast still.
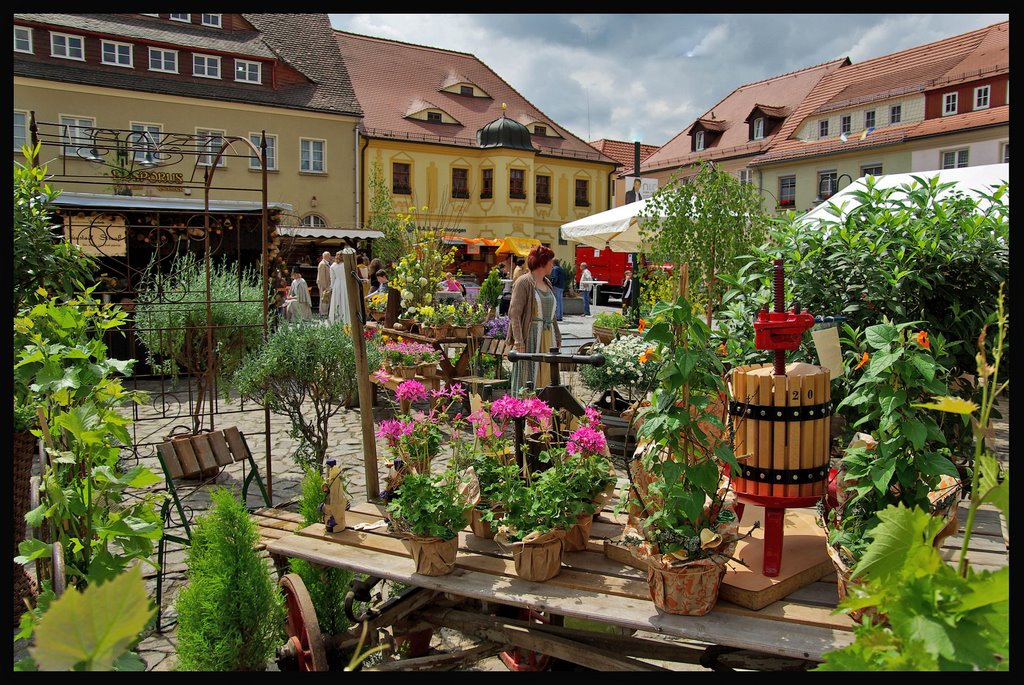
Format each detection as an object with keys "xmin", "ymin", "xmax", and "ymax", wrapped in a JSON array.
[{"xmin": 28, "ymin": 114, "xmax": 281, "ymax": 501}]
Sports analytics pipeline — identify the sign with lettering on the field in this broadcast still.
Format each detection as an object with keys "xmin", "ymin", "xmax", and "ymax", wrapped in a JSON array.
[
  {"xmin": 111, "ymin": 168, "xmax": 185, "ymax": 191},
  {"xmin": 63, "ymin": 213, "xmax": 127, "ymax": 257}
]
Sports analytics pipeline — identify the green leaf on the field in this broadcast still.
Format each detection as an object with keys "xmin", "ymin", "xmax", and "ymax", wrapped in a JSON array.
[
  {"xmin": 868, "ymin": 457, "xmax": 896, "ymax": 495},
  {"xmin": 914, "ymin": 452, "xmax": 960, "ymax": 479},
  {"xmin": 15, "ymin": 538, "xmax": 52, "ymax": 565},
  {"xmin": 31, "ymin": 565, "xmax": 155, "ymax": 671},
  {"xmin": 112, "ymin": 651, "xmax": 147, "ymax": 671},
  {"xmin": 903, "ymin": 419, "xmax": 927, "ymax": 450},
  {"xmin": 852, "ymin": 504, "xmax": 942, "ymax": 581},
  {"xmin": 863, "ymin": 323, "xmax": 898, "ymax": 349},
  {"xmin": 958, "ymin": 567, "xmax": 1009, "ymax": 612},
  {"xmin": 879, "ymin": 388, "xmax": 906, "ymax": 415},
  {"xmin": 905, "ymin": 615, "xmax": 956, "ymax": 659},
  {"xmin": 975, "ymin": 453, "xmax": 1008, "ymax": 523},
  {"xmin": 864, "ymin": 350, "xmax": 902, "ymax": 378}
]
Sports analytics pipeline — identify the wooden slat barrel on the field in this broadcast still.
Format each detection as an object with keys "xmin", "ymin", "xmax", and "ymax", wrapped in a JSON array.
[{"xmin": 728, "ymin": 363, "xmax": 831, "ymax": 499}]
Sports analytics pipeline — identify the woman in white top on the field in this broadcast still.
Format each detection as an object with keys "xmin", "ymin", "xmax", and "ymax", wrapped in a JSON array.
[
  {"xmin": 328, "ymin": 250, "xmax": 352, "ymax": 326},
  {"xmin": 285, "ymin": 266, "xmax": 313, "ymax": 321}
]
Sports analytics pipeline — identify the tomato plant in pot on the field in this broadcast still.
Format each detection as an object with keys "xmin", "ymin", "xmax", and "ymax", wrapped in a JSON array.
[{"xmin": 625, "ymin": 296, "xmax": 748, "ymax": 616}]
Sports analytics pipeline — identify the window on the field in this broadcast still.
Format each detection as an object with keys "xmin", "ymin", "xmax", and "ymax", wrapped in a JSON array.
[
  {"xmin": 941, "ymin": 149, "xmax": 969, "ymax": 169},
  {"xmin": 50, "ymin": 32, "xmax": 84, "ymax": 60},
  {"xmin": 193, "ymin": 54, "xmax": 221, "ymax": 79},
  {"xmin": 60, "ymin": 115, "xmax": 95, "ymax": 157},
  {"xmin": 861, "ymin": 164, "xmax": 883, "ymax": 177},
  {"xmin": 234, "ymin": 59, "xmax": 261, "ymax": 84},
  {"xmin": 451, "ymin": 168, "xmax": 468, "ymax": 199},
  {"xmin": 974, "ymin": 85, "xmax": 990, "ymax": 110},
  {"xmin": 148, "ymin": 47, "xmax": 177, "ymax": 73},
  {"xmin": 101, "ymin": 40, "xmax": 133, "ymax": 67},
  {"xmin": 480, "ymin": 168, "xmax": 493, "ymax": 199},
  {"xmin": 534, "ymin": 125, "xmax": 547, "ymax": 136},
  {"xmin": 943, "ymin": 92, "xmax": 958, "ymax": 116},
  {"xmin": 695, "ymin": 130, "xmax": 705, "ymax": 151},
  {"xmin": 864, "ymin": 110, "xmax": 875, "ymax": 129},
  {"xmin": 575, "ymin": 179, "xmax": 590, "ymax": 207},
  {"xmin": 14, "ymin": 111, "xmax": 28, "ymax": 151},
  {"xmin": 248, "ymin": 133, "xmax": 277, "ymax": 170},
  {"xmin": 140, "ymin": 13, "xmax": 159, "ymax": 17},
  {"xmin": 14, "ymin": 26, "xmax": 32, "ymax": 53},
  {"xmin": 753, "ymin": 117, "xmax": 764, "ymax": 140},
  {"xmin": 201, "ymin": 14, "xmax": 222, "ymax": 28},
  {"xmin": 301, "ymin": 214, "xmax": 327, "ymax": 227},
  {"xmin": 818, "ymin": 120, "xmax": 829, "ymax": 138},
  {"xmin": 509, "ymin": 169, "xmax": 526, "ymax": 199},
  {"xmin": 738, "ymin": 169, "xmax": 752, "ymax": 187},
  {"xmin": 299, "ymin": 138, "xmax": 325, "ymax": 173},
  {"xmin": 536, "ymin": 174, "xmax": 551, "ymax": 204},
  {"xmin": 840, "ymin": 115, "xmax": 851, "ymax": 135},
  {"xmin": 890, "ymin": 104, "xmax": 902, "ymax": 124},
  {"xmin": 460, "ymin": 85, "xmax": 473, "ymax": 96},
  {"xmin": 778, "ymin": 175, "xmax": 796, "ymax": 207},
  {"xmin": 169, "ymin": 14, "xmax": 191, "ymax": 22},
  {"xmin": 196, "ymin": 128, "xmax": 226, "ymax": 167},
  {"xmin": 392, "ymin": 162, "xmax": 411, "ymax": 195},
  {"xmin": 426, "ymin": 111, "xmax": 442, "ymax": 123},
  {"xmin": 129, "ymin": 123, "xmax": 161, "ymax": 164},
  {"xmin": 817, "ymin": 171, "xmax": 837, "ymax": 200},
  {"xmin": 1001, "ymin": 142, "xmax": 1009, "ymax": 163}
]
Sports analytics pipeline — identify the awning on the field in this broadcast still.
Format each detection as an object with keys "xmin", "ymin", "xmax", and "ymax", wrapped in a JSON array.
[
  {"xmin": 277, "ymin": 226, "xmax": 384, "ymax": 240},
  {"xmin": 495, "ymin": 236, "xmax": 541, "ymax": 257},
  {"xmin": 443, "ymin": 235, "xmax": 502, "ymax": 247},
  {"xmin": 50, "ymin": 191, "xmax": 293, "ymax": 213}
]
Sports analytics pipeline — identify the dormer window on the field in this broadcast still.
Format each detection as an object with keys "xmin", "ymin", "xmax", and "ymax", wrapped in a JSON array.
[
  {"xmin": 753, "ymin": 117, "xmax": 765, "ymax": 140},
  {"xmin": 201, "ymin": 14, "xmax": 222, "ymax": 28},
  {"xmin": 427, "ymin": 111, "xmax": 442, "ymax": 123},
  {"xmin": 695, "ymin": 130, "xmax": 705, "ymax": 151},
  {"xmin": 169, "ymin": 14, "xmax": 191, "ymax": 23},
  {"xmin": 534, "ymin": 125, "xmax": 547, "ymax": 136},
  {"xmin": 460, "ymin": 85, "xmax": 473, "ymax": 96}
]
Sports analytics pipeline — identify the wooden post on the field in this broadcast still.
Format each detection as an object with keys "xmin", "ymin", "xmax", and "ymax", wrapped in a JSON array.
[
  {"xmin": 342, "ymin": 249, "xmax": 380, "ymax": 502},
  {"xmin": 384, "ymin": 286, "xmax": 400, "ymax": 329}
]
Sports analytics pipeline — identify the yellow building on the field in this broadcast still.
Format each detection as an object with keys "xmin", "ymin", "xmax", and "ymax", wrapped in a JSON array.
[
  {"xmin": 14, "ymin": 14, "xmax": 363, "ymax": 245},
  {"xmin": 335, "ymin": 31, "xmax": 618, "ymax": 269}
]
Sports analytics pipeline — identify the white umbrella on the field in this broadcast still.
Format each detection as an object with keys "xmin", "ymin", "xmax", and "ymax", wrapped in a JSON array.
[{"xmin": 560, "ymin": 198, "xmax": 666, "ymax": 253}]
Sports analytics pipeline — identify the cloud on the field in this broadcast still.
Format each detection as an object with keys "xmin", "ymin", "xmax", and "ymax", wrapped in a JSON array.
[{"xmin": 330, "ymin": 14, "xmax": 1008, "ymax": 147}]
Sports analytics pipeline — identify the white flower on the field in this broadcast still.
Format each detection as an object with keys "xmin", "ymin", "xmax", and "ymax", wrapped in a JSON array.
[
  {"xmin": 419, "ymin": 277, "xmax": 428, "ymax": 287},
  {"xmin": 424, "ymin": 293, "xmax": 432, "ymax": 304}
]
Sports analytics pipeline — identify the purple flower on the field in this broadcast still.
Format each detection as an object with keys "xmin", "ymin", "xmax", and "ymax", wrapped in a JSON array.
[
  {"xmin": 484, "ymin": 316, "xmax": 509, "ymax": 338},
  {"xmin": 395, "ymin": 379, "xmax": 428, "ymax": 403}
]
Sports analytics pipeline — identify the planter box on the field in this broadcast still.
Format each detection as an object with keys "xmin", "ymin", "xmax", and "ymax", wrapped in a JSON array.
[{"xmin": 563, "ymin": 296, "xmax": 583, "ymax": 315}]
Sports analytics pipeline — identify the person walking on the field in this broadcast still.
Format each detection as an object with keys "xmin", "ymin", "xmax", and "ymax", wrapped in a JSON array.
[
  {"xmin": 285, "ymin": 266, "xmax": 313, "ymax": 321},
  {"xmin": 328, "ymin": 250, "xmax": 351, "ymax": 326},
  {"xmin": 579, "ymin": 262, "xmax": 594, "ymax": 317},
  {"xmin": 317, "ymin": 251, "xmax": 332, "ymax": 317},
  {"xmin": 620, "ymin": 269, "xmax": 634, "ymax": 316},
  {"xmin": 549, "ymin": 258, "xmax": 566, "ymax": 321},
  {"xmin": 507, "ymin": 245, "xmax": 561, "ymax": 397}
]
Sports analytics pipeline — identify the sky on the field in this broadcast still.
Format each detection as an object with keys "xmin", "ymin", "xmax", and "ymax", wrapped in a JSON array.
[{"xmin": 328, "ymin": 14, "xmax": 1008, "ymax": 147}]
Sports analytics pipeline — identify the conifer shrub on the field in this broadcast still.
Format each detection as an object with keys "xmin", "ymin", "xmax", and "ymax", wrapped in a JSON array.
[{"xmin": 175, "ymin": 488, "xmax": 284, "ymax": 671}]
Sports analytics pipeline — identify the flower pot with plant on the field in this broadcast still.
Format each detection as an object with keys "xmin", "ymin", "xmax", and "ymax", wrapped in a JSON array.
[
  {"xmin": 592, "ymin": 311, "xmax": 627, "ymax": 344},
  {"xmin": 625, "ymin": 295, "xmax": 748, "ymax": 616}
]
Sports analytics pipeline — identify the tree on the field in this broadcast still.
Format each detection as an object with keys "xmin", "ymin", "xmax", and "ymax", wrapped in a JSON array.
[
  {"xmin": 640, "ymin": 160, "xmax": 770, "ymax": 323},
  {"xmin": 366, "ymin": 160, "xmax": 406, "ymax": 268}
]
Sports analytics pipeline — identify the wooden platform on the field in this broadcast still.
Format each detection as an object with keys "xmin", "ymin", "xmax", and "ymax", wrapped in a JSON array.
[{"xmin": 263, "ymin": 490, "xmax": 1007, "ymax": 668}]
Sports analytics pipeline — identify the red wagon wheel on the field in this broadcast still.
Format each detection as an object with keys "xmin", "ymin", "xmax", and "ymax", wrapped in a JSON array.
[
  {"xmin": 499, "ymin": 607, "xmax": 562, "ymax": 672},
  {"xmin": 279, "ymin": 573, "xmax": 327, "ymax": 672}
]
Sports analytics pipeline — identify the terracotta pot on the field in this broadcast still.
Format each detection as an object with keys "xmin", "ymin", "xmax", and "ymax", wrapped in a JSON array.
[
  {"xmin": 471, "ymin": 324, "xmax": 485, "ymax": 338},
  {"xmin": 418, "ymin": 363, "xmax": 437, "ymax": 378},
  {"xmin": 646, "ymin": 558, "xmax": 725, "ymax": 616},
  {"xmin": 469, "ymin": 506, "xmax": 504, "ymax": 540},
  {"xmin": 563, "ymin": 513, "xmax": 595, "ymax": 552},
  {"xmin": 407, "ymin": 535, "xmax": 459, "ymax": 576},
  {"xmin": 397, "ymin": 365, "xmax": 419, "ymax": 380},
  {"xmin": 511, "ymin": 531, "xmax": 565, "ymax": 582}
]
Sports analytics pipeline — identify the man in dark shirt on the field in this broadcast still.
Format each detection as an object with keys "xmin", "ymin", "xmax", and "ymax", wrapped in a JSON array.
[{"xmin": 549, "ymin": 258, "xmax": 566, "ymax": 321}]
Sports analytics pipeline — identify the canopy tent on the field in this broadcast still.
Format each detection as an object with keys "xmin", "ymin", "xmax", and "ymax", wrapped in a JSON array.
[
  {"xmin": 559, "ymin": 198, "xmax": 667, "ymax": 253},
  {"xmin": 443, "ymin": 235, "xmax": 503, "ymax": 248},
  {"xmin": 277, "ymin": 226, "xmax": 384, "ymax": 240},
  {"xmin": 495, "ymin": 236, "xmax": 542, "ymax": 258},
  {"xmin": 799, "ymin": 163, "xmax": 1009, "ymax": 225}
]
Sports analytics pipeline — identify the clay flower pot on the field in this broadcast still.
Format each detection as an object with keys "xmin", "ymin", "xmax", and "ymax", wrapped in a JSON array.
[
  {"xmin": 469, "ymin": 506, "xmax": 504, "ymax": 540},
  {"xmin": 563, "ymin": 513, "xmax": 595, "ymax": 552},
  {"xmin": 407, "ymin": 535, "xmax": 459, "ymax": 576}
]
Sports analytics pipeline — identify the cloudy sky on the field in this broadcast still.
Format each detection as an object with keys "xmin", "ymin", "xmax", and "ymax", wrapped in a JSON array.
[{"xmin": 329, "ymin": 14, "xmax": 1007, "ymax": 147}]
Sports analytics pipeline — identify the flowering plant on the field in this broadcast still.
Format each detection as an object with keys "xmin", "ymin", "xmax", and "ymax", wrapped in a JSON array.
[
  {"xmin": 381, "ymin": 340, "xmax": 439, "ymax": 367},
  {"xmin": 580, "ymin": 335, "xmax": 659, "ymax": 400},
  {"xmin": 375, "ymin": 379, "xmax": 470, "ymax": 480},
  {"xmin": 386, "ymin": 467, "xmax": 476, "ymax": 541},
  {"xmin": 484, "ymin": 315, "xmax": 509, "ymax": 339},
  {"xmin": 367, "ymin": 293, "xmax": 388, "ymax": 313},
  {"xmin": 391, "ymin": 218, "xmax": 457, "ymax": 318}
]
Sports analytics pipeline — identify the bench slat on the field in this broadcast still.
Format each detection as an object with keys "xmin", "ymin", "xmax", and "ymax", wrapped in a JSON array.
[
  {"xmin": 157, "ymin": 441, "xmax": 184, "ymax": 480},
  {"xmin": 223, "ymin": 426, "xmax": 249, "ymax": 465},
  {"xmin": 192, "ymin": 434, "xmax": 220, "ymax": 476},
  {"xmin": 207, "ymin": 429, "xmax": 234, "ymax": 467},
  {"xmin": 171, "ymin": 437, "xmax": 202, "ymax": 478}
]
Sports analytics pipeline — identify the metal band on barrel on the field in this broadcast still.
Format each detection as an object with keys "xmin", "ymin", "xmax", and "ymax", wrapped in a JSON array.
[
  {"xmin": 739, "ymin": 465, "xmax": 829, "ymax": 484},
  {"xmin": 728, "ymin": 400, "xmax": 834, "ymax": 422}
]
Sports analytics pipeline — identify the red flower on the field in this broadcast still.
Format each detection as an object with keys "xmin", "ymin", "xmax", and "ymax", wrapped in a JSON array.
[
  {"xmin": 638, "ymin": 319, "xmax": 647, "ymax": 332},
  {"xmin": 916, "ymin": 330, "xmax": 930, "ymax": 350},
  {"xmin": 854, "ymin": 352, "xmax": 870, "ymax": 371}
]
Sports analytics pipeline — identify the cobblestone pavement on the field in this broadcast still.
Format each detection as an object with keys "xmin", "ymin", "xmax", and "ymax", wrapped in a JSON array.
[{"xmin": 14, "ymin": 302, "xmax": 1009, "ymax": 671}]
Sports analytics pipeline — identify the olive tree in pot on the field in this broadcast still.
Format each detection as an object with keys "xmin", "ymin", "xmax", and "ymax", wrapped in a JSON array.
[
  {"xmin": 233, "ymin": 320, "xmax": 381, "ymax": 472},
  {"xmin": 134, "ymin": 251, "xmax": 265, "ymax": 435}
]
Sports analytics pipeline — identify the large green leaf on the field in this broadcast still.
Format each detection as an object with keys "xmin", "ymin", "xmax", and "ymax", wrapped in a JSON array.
[
  {"xmin": 975, "ymin": 453, "xmax": 1008, "ymax": 524},
  {"xmin": 852, "ymin": 504, "xmax": 942, "ymax": 581},
  {"xmin": 31, "ymin": 565, "xmax": 154, "ymax": 671},
  {"xmin": 902, "ymin": 418, "xmax": 927, "ymax": 450},
  {"xmin": 958, "ymin": 567, "xmax": 1009, "ymax": 612},
  {"xmin": 863, "ymin": 323, "xmax": 898, "ymax": 349}
]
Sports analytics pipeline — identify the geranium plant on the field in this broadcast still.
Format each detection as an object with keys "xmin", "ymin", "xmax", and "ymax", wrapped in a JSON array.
[
  {"xmin": 381, "ymin": 339, "xmax": 439, "ymax": 368},
  {"xmin": 386, "ymin": 468, "xmax": 476, "ymax": 541}
]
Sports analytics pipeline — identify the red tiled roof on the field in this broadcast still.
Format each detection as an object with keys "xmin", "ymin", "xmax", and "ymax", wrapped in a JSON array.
[
  {"xmin": 762, "ymin": 21, "xmax": 1007, "ymax": 165},
  {"xmin": 694, "ymin": 118, "xmax": 729, "ymax": 132},
  {"xmin": 638, "ymin": 58, "xmax": 848, "ymax": 174},
  {"xmin": 335, "ymin": 31, "xmax": 616, "ymax": 165},
  {"xmin": 929, "ymin": 21, "xmax": 1009, "ymax": 89},
  {"xmin": 907, "ymin": 104, "xmax": 1009, "ymax": 139},
  {"xmin": 586, "ymin": 139, "xmax": 660, "ymax": 169},
  {"xmin": 747, "ymin": 104, "xmax": 790, "ymax": 120}
]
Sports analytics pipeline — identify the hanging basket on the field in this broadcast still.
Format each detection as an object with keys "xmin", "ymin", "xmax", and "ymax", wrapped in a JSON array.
[
  {"xmin": 407, "ymin": 534, "xmax": 459, "ymax": 576},
  {"xmin": 563, "ymin": 513, "xmax": 595, "ymax": 552},
  {"xmin": 646, "ymin": 557, "xmax": 726, "ymax": 616},
  {"xmin": 510, "ymin": 529, "xmax": 566, "ymax": 582}
]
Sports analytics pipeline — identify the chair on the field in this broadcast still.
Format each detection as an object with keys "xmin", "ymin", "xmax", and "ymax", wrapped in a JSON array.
[{"xmin": 154, "ymin": 426, "xmax": 271, "ymax": 630}]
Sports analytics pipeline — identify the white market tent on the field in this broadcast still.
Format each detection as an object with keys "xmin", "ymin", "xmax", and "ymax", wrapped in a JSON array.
[
  {"xmin": 559, "ymin": 198, "xmax": 667, "ymax": 253},
  {"xmin": 798, "ymin": 163, "xmax": 1009, "ymax": 225}
]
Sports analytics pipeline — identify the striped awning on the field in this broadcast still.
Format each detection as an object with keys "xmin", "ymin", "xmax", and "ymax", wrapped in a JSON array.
[{"xmin": 277, "ymin": 226, "xmax": 384, "ymax": 239}]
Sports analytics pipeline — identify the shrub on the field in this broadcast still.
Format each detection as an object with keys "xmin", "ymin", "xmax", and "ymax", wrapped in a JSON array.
[
  {"xmin": 478, "ymin": 267, "xmax": 504, "ymax": 310},
  {"xmin": 175, "ymin": 487, "xmax": 284, "ymax": 671},
  {"xmin": 580, "ymin": 335, "xmax": 660, "ymax": 400},
  {"xmin": 593, "ymin": 311, "xmax": 627, "ymax": 331},
  {"xmin": 234, "ymin": 321, "xmax": 379, "ymax": 471}
]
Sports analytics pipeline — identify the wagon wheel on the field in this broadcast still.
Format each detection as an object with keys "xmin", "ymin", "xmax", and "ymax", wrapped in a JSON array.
[
  {"xmin": 50, "ymin": 541, "xmax": 66, "ymax": 598},
  {"xmin": 498, "ymin": 607, "xmax": 563, "ymax": 672},
  {"xmin": 279, "ymin": 573, "xmax": 327, "ymax": 672}
]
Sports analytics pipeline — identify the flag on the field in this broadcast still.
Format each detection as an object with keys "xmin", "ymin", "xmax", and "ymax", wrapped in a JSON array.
[
  {"xmin": 839, "ymin": 132, "xmax": 849, "ymax": 143},
  {"xmin": 859, "ymin": 127, "xmax": 875, "ymax": 141}
]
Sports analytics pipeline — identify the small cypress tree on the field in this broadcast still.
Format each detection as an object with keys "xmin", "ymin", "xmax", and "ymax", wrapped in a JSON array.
[
  {"xmin": 477, "ymin": 267, "xmax": 503, "ymax": 310},
  {"xmin": 175, "ymin": 488, "xmax": 284, "ymax": 671}
]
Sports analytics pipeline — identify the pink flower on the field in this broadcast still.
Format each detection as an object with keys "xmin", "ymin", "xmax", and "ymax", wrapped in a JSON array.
[
  {"xmin": 566, "ymin": 425, "xmax": 607, "ymax": 457},
  {"xmin": 395, "ymin": 379, "xmax": 428, "ymax": 403},
  {"xmin": 584, "ymin": 406, "xmax": 602, "ymax": 429},
  {"xmin": 376, "ymin": 418, "xmax": 414, "ymax": 447},
  {"xmin": 372, "ymin": 369, "xmax": 390, "ymax": 384}
]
